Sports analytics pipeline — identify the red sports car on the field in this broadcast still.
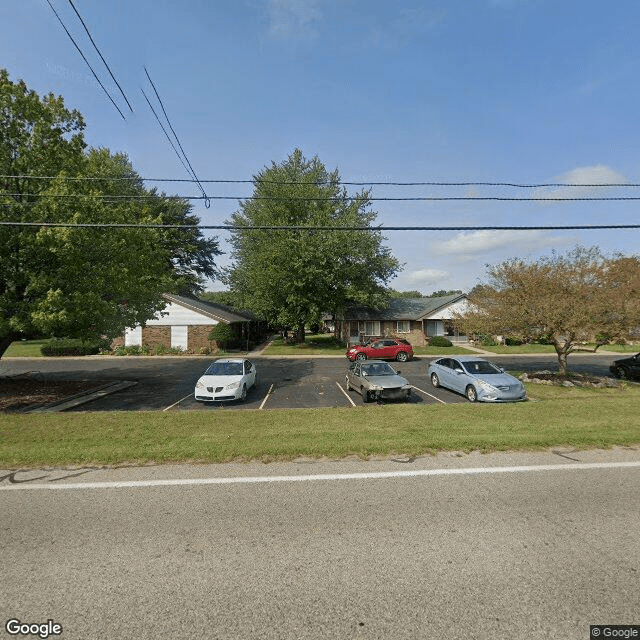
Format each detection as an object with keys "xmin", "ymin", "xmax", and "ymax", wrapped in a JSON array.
[{"xmin": 346, "ymin": 338, "xmax": 414, "ymax": 362}]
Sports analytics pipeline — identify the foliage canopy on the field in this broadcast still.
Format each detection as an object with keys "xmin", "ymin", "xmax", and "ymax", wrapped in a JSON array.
[
  {"xmin": 457, "ymin": 246, "xmax": 640, "ymax": 373},
  {"xmin": 225, "ymin": 149, "xmax": 401, "ymax": 341},
  {"xmin": 0, "ymin": 69, "xmax": 220, "ymax": 357}
]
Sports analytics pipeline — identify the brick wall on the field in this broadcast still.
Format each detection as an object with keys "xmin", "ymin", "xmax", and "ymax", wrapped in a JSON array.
[
  {"xmin": 142, "ymin": 326, "xmax": 171, "ymax": 348},
  {"xmin": 188, "ymin": 325, "xmax": 216, "ymax": 352}
]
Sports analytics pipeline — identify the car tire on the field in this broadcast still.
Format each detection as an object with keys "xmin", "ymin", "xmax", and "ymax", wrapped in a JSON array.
[
  {"xmin": 356, "ymin": 353, "xmax": 367, "ymax": 362},
  {"xmin": 431, "ymin": 373, "xmax": 440, "ymax": 388},
  {"xmin": 612, "ymin": 366, "xmax": 629, "ymax": 379},
  {"xmin": 240, "ymin": 384, "xmax": 247, "ymax": 402},
  {"xmin": 361, "ymin": 387, "xmax": 370, "ymax": 403},
  {"xmin": 465, "ymin": 385, "xmax": 478, "ymax": 403},
  {"xmin": 396, "ymin": 351, "xmax": 409, "ymax": 362}
]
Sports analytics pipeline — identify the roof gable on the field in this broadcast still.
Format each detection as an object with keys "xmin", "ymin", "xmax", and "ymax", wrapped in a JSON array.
[
  {"xmin": 346, "ymin": 293, "xmax": 468, "ymax": 321},
  {"xmin": 162, "ymin": 294, "xmax": 254, "ymax": 324}
]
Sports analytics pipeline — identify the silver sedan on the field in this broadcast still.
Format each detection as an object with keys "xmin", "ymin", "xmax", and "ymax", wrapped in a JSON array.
[
  {"xmin": 428, "ymin": 356, "xmax": 526, "ymax": 402},
  {"xmin": 345, "ymin": 360, "xmax": 412, "ymax": 403}
]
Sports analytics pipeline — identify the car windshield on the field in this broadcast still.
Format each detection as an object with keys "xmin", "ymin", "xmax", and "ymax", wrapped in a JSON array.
[
  {"xmin": 362, "ymin": 363, "xmax": 396, "ymax": 376},
  {"xmin": 462, "ymin": 360, "xmax": 502, "ymax": 375},
  {"xmin": 205, "ymin": 362, "xmax": 243, "ymax": 376}
]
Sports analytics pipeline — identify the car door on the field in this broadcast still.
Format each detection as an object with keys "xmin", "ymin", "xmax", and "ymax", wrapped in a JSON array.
[
  {"xmin": 448, "ymin": 358, "xmax": 467, "ymax": 393},
  {"xmin": 435, "ymin": 358, "xmax": 454, "ymax": 390},
  {"xmin": 244, "ymin": 360, "xmax": 256, "ymax": 387},
  {"xmin": 376, "ymin": 339, "xmax": 396, "ymax": 359}
]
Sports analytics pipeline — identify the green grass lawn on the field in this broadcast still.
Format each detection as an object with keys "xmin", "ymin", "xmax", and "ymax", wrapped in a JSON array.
[
  {"xmin": 3, "ymin": 339, "xmax": 54, "ymax": 357},
  {"xmin": 2, "ymin": 382, "xmax": 639, "ymax": 468}
]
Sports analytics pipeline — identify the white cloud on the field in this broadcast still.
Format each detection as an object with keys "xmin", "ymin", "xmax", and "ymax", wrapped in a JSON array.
[
  {"xmin": 404, "ymin": 268, "xmax": 449, "ymax": 285},
  {"xmin": 430, "ymin": 230, "xmax": 569, "ymax": 259},
  {"xmin": 536, "ymin": 165, "xmax": 628, "ymax": 200},
  {"xmin": 266, "ymin": 0, "xmax": 322, "ymax": 41}
]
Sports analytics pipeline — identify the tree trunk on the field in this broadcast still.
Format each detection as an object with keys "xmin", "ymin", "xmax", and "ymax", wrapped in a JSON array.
[
  {"xmin": 555, "ymin": 346, "xmax": 569, "ymax": 375},
  {"xmin": 296, "ymin": 323, "xmax": 306, "ymax": 344}
]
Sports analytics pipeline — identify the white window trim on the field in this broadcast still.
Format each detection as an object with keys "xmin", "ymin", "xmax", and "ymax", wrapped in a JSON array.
[
  {"xmin": 364, "ymin": 321, "xmax": 381, "ymax": 336},
  {"xmin": 396, "ymin": 321, "xmax": 410, "ymax": 333}
]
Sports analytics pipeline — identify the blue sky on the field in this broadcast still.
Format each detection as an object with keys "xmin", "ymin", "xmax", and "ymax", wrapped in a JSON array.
[{"xmin": 2, "ymin": 0, "xmax": 639, "ymax": 293}]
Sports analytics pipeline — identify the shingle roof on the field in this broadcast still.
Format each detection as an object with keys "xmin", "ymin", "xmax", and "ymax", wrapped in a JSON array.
[
  {"xmin": 163, "ymin": 293, "xmax": 254, "ymax": 324},
  {"xmin": 345, "ymin": 294, "xmax": 467, "ymax": 321}
]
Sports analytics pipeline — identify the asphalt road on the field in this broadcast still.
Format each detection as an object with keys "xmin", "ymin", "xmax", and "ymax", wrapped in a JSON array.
[
  {"xmin": 1, "ymin": 450, "xmax": 639, "ymax": 640},
  {"xmin": 0, "ymin": 352, "xmax": 623, "ymax": 411}
]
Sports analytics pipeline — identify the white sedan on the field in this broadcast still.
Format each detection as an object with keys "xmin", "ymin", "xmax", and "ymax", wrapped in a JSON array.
[{"xmin": 194, "ymin": 358, "xmax": 256, "ymax": 402}]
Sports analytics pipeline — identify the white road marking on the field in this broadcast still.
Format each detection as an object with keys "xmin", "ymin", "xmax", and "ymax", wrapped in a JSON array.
[
  {"xmin": 1, "ymin": 461, "xmax": 638, "ymax": 491},
  {"xmin": 336, "ymin": 381, "xmax": 356, "ymax": 407},
  {"xmin": 163, "ymin": 393, "xmax": 192, "ymax": 411},
  {"xmin": 259, "ymin": 384, "xmax": 274, "ymax": 410},
  {"xmin": 411, "ymin": 385, "xmax": 447, "ymax": 404}
]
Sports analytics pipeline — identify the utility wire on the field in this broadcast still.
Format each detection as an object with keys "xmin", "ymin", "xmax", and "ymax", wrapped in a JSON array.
[
  {"xmin": 2, "ymin": 174, "xmax": 639, "ymax": 188},
  {"xmin": 66, "ymin": 0, "xmax": 133, "ymax": 112},
  {"xmin": 4, "ymin": 193, "xmax": 640, "ymax": 202},
  {"xmin": 140, "ymin": 88, "xmax": 200, "ymax": 190},
  {"xmin": 143, "ymin": 67, "xmax": 210, "ymax": 207},
  {"xmin": 1, "ymin": 222, "xmax": 639, "ymax": 231},
  {"xmin": 44, "ymin": 0, "xmax": 126, "ymax": 120}
]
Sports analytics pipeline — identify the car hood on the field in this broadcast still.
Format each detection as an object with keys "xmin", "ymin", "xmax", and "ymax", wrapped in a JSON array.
[
  {"xmin": 198, "ymin": 374, "xmax": 243, "ymax": 386},
  {"xmin": 471, "ymin": 373, "xmax": 520, "ymax": 387},
  {"xmin": 367, "ymin": 374, "xmax": 410, "ymax": 388},
  {"xmin": 613, "ymin": 356, "xmax": 636, "ymax": 366}
]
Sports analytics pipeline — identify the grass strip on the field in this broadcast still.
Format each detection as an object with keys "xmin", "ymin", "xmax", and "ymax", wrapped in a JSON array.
[{"xmin": 1, "ymin": 385, "xmax": 639, "ymax": 468}]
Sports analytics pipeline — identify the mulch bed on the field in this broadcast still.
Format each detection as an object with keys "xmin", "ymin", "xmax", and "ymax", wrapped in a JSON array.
[
  {"xmin": 0, "ymin": 377, "xmax": 107, "ymax": 412},
  {"xmin": 520, "ymin": 371, "xmax": 621, "ymax": 388}
]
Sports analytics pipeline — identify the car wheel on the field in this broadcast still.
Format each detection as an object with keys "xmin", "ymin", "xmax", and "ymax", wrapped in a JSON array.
[
  {"xmin": 465, "ymin": 385, "xmax": 478, "ymax": 403},
  {"xmin": 613, "ymin": 366, "xmax": 629, "ymax": 379},
  {"xmin": 361, "ymin": 387, "xmax": 370, "ymax": 403},
  {"xmin": 431, "ymin": 373, "xmax": 440, "ymax": 388},
  {"xmin": 240, "ymin": 384, "xmax": 247, "ymax": 401},
  {"xmin": 396, "ymin": 351, "xmax": 408, "ymax": 362},
  {"xmin": 355, "ymin": 353, "xmax": 367, "ymax": 362}
]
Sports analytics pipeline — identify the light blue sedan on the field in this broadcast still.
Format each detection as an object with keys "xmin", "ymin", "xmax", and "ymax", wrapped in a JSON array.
[{"xmin": 427, "ymin": 356, "xmax": 526, "ymax": 403}]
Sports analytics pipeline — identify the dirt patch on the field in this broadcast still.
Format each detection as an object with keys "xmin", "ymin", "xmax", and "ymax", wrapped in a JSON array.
[{"xmin": 0, "ymin": 377, "xmax": 107, "ymax": 412}]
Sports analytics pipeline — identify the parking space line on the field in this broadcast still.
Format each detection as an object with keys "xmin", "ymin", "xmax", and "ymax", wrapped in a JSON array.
[
  {"xmin": 163, "ymin": 393, "xmax": 192, "ymax": 411},
  {"xmin": 259, "ymin": 384, "xmax": 274, "ymax": 410},
  {"xmin": 335, "ymin": 382, "xmax": 357, "ymax": 407},
  {"xmin": 411, "ymin": 385, "xmax": 447, "ymax": 404}
]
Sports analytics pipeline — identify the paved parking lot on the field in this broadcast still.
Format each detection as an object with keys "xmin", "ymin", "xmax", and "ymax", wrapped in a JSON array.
[
  {"xmin": 77, "ymin": 357, "xmax": 467, "ymax": 411},
  {"xmin": 2, "ymin": 352, "xmax": 620, "ymax": 412}
]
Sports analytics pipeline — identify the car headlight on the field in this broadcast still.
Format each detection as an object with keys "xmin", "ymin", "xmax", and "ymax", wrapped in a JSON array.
[
  {"xmin": 477, "ymin": 380, "xmax": 498, "ymax": 393},
  {"xmin": 225, "ymin": 381, "xmax": 241, "ymax": 390},
  {"xmin": 195, "ymin": 380, "xmax": 205, "ymax": 389}
]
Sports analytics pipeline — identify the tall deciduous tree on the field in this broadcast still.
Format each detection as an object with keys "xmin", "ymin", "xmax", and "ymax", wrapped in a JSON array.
[
  {"xmin": 225, "ymin": 149, "xmax": 401, "ymax": 341},
  {"xmin": 0, "ymin": 69, "xmax": 220, "ymax": 358},
  {"xmin": 457, "ymin": 246, "xmax": 640, "ymax": 373}
]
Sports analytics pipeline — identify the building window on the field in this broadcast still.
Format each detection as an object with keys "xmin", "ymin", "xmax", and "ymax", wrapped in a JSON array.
[
  {"xmin": 396, "ymin": 321, "xmax": 410, "ymax": 333},
  {"xmin": 364, "ymin": 321, "xmax": 380, "ymax": 336}
]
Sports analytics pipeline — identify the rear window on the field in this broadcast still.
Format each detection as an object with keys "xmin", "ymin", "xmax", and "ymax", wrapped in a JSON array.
[{"xmin": 398, "ymin": 339, "xmax": 411, "ymax": 346}]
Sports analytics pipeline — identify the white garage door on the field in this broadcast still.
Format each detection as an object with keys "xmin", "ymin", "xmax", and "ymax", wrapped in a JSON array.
[{"xmin": 171, "ymin": 325, "xmax": 188, "ymax": 350}]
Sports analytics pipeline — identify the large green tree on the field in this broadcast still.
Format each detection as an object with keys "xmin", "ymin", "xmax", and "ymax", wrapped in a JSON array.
[
  {"xmin": 0, "ymin": 69, "xmax": 220, "ymax": 357},
  {"xmin": 225, "ymin": 149, "xmax": 401, "ymax": 341},
  {"xmin": 457, "ymin": 246, "xmax": 640, "ymax": 373}
]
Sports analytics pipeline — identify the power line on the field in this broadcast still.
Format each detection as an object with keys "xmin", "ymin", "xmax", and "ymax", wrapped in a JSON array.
[
  {"xmin": 66, "ymin": 0, "xmax": 133, "ymax": 112},
  {"xmin": 4, "ymin": 193, "xmax": 640, "ymax": 202},
  {"xmin": 143, "ymin": 67, "xmax": 210, "ymax": 207},
  {"xmin": 1, "ymin": 222, "xmax": 639, "ymax": 231},
  {"xmin": 2, "ymin": 174, "xmax": 639, "ymax": 188},
  {"xmin": 44, "ymin": 0, "xmax": 126, "ymax": 120}
]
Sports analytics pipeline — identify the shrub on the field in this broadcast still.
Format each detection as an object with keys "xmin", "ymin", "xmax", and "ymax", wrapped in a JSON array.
[
  {"xmin": 429, "ymin": 336, "xmax": 453, "ymax": 347},
  {"xmin": 476, "ymin": 334, "xmax": 498, "ymax": 347},
  {"xmin": 505, "ymin": 337, "xmax": 523, "ymax": 346},
  {"xmin": 208, "ymin": 324, "xmax": 236, "ymax": 349},
  {"xmin": 41, "ymin": 338, "xmax": 106, "ymax": 356}
]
